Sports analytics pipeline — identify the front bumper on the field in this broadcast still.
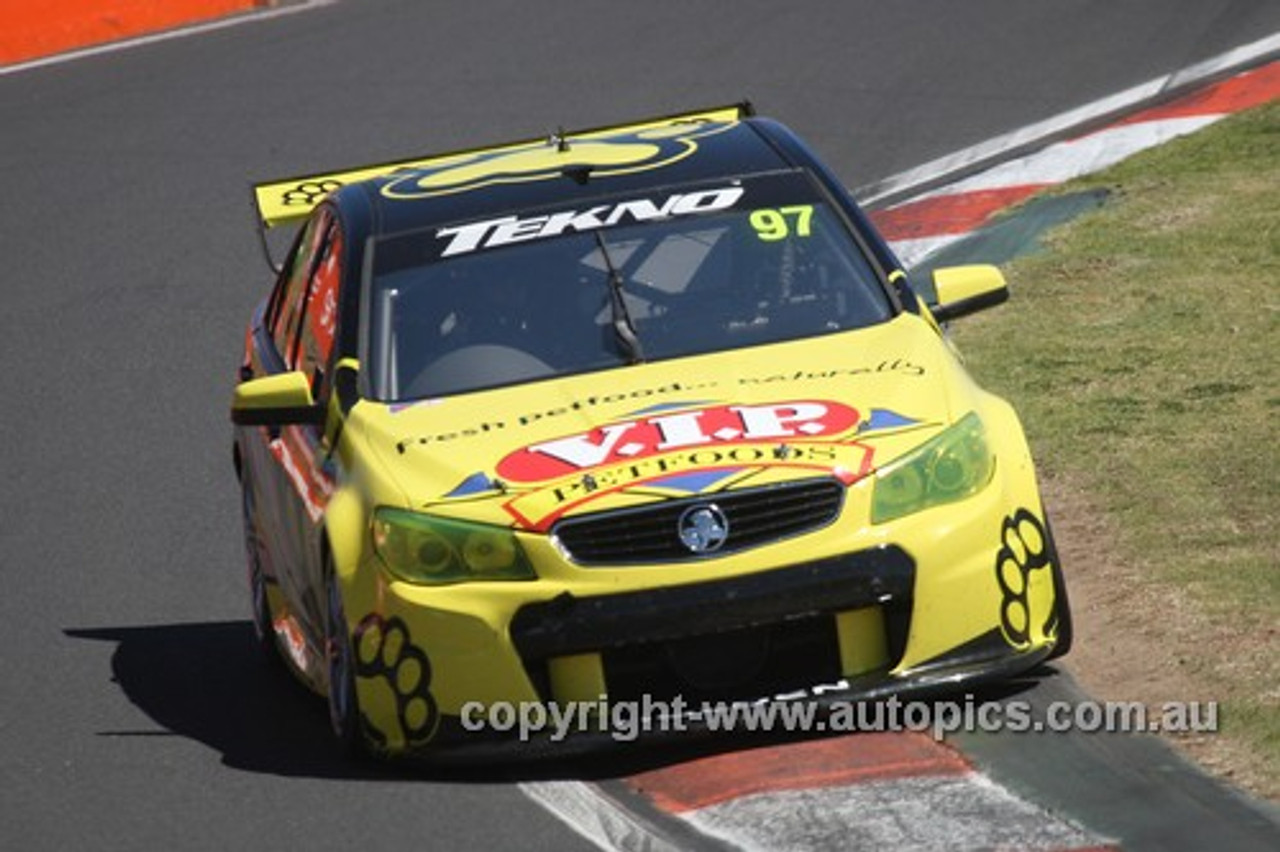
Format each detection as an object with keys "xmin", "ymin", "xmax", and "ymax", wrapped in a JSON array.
[
  {"xmin": 510, "ymin": 546, "xmax": 914, "ymax": 660},
  {"xmin": 346, "ymin": 484, "xmax": 1068, "ymax": 755}
]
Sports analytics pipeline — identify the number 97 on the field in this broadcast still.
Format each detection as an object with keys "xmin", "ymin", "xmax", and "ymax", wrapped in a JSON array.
[{"xmin": 749, "ymin": 205, "xmax": 813, "ymax": 241}]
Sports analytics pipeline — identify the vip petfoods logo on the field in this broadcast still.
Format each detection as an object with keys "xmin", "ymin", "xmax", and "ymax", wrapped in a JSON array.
[
  {"xmin": 497, "ymin": 400, "xmax": 855, "ymax": 481},
  {"xmin": 495, "ymin": 400, "xmax": 876, "ymax": 529}
]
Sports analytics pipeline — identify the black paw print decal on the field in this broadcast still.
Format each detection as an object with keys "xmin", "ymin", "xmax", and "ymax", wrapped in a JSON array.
[
  {"xmin": 994, "ymin": 509, "xmax": 1053, "ymax": 648},
  {"xmin": 353, "ymin": 614, "xmax": 439, "ymax": 747},
  {"xmin": 281, "ymin": 180, "xmax": 342, "ymax": 207}
]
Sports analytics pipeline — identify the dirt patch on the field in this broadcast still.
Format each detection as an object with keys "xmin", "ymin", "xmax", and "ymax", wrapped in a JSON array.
[{"xmin": 1042, "ymin": 473, "xmax": 1277, "ymax": 802}]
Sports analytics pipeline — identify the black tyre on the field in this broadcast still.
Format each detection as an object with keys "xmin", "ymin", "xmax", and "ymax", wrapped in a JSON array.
[
  {"xmin": 324, "ymin": 565, "xmax": 368, "ymax": 758},
  {"xmin": 240, "ymin": 477, "xmax": 281, "ymax": 666},
  {"xmin": 1043, "ymin": 517, "xmax": 1074, "ymax": 660}
]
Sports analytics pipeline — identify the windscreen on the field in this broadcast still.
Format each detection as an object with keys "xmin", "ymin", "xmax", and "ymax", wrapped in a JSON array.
[{"xmin": 367, "ymin": 170, "xmax": 892, "ymax": 401}]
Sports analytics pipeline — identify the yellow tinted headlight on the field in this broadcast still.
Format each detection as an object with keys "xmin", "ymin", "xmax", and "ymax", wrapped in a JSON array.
[
  {"xmin": 871, "ymin": 412, "xmax": 995, "ymax": 523},
  {"xmin": 372, "ymin": 508, "xmax": 535, "ymax": 585}
]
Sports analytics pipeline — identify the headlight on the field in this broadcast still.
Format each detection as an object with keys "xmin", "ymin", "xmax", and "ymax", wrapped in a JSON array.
[
  {"xmin": 870, "ymin": 412, "xmax": 995, "ymax": 523},
  {"xmin": 372, "ymin": 508, "xmax": 536, "ymax": 585}
]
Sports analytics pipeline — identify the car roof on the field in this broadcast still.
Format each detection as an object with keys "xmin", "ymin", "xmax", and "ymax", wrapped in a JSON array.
[
  {"xmin": 254, "ymin": 105, "xmax": 804, "ymax": 240},
  {"xmin": 360, "ymin": 119, "xmax": 793, "ymax": 237},
  {"xmin": 255, "ymin": 105, "xmax": 911, "ymax": 375}
]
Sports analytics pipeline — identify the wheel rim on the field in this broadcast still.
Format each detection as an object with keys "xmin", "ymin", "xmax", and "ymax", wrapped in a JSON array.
[
  {"xmin": 240, "ymin": 481, "xmax": 273, "ymax": 645},
  {"xmin": 250, "ymin": 564, "xmax": 270, "ymax": 638}
]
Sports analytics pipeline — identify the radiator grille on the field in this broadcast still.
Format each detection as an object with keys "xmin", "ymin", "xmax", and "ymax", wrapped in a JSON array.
[{"xmin": 552, "ymin": 478, "xmax": 844, "ymax": 565}]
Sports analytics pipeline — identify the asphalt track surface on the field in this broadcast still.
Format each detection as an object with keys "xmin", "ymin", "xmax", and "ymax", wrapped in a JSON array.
[{"xmin": 2, "ymin": 2, "xmax": 1279, "ymax": 849}]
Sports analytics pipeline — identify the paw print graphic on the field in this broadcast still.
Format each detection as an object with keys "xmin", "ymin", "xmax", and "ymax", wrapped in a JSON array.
[
  {"xmin": 994, "ymin": 509, "xmax": 1052, "ymax": 648},
  {"xmin": 352, "ymin": 614, "xmax": 439, "ymax": 746},
  {"xmin": 281, "ymin": 180, "xmax": 343, "ymax": 207}
]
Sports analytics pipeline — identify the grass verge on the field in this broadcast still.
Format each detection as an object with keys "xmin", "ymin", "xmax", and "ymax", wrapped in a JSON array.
[{"xmin": 950, "ymin": 99, "xmax": 1279, "ymax": 798}]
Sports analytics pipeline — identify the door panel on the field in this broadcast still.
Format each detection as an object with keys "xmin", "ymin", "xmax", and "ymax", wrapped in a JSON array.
[{"xmin": 239, "ymin": 207, "xmax": 345, "ymax": 682}]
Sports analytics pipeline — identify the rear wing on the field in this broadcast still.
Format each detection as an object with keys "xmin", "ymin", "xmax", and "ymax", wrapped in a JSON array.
[{"xmin": 250, "ymin": 102, "xmax": 754, "ymax": 269}]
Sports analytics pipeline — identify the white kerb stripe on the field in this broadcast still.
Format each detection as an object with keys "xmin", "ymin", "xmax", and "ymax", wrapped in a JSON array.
[
  {"xmin": 856, "ymin": 31, "xmax": 1280, "ymax": 205},
  {"xmin": 519, "ymin": 781, "xmax": 684, "ymax": 852},
  {"xmin": 679, "ymin": 773, "xmax": 1107, "ymax": 852},
  {"xmin": 915, "ymin": 115, "xmax": 1225, "ymax": 200}
]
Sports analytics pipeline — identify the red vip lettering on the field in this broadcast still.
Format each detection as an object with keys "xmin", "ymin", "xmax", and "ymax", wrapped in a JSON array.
[{"xmin": 495, "ymin": 400, "xmax": 859, "ymax": 483}]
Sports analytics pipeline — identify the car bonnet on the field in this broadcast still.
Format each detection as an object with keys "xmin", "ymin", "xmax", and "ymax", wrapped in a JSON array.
[{"xmin": 356, "ymin": 316, "xmax": 961, "ymax": 532}]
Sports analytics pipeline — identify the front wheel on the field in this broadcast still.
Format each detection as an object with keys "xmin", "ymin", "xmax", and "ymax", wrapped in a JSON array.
[
  {"xmin": 1043, "ymin": 517, "xmax": 1074, "ymax": 660},
  {"xmin": 324, "ymin": 567, "xmax": 368, "ymax": 758}
]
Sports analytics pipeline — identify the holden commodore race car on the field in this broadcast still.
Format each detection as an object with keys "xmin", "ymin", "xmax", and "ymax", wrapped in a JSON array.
[{"xmin": 231, "ymin": 103, "xmax": 1071, "ymax": 758}]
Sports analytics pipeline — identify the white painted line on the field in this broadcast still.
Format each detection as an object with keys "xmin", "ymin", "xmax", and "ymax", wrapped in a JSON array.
[
  {"xmin": 0, "ymin": 0, "xmax": 339, "ymax": 77},
  {"xmin": 856, "ymin": 31, "xmax": 1280, "ymax": 206},
  {"xmin": 519, "ymin": 780, "xmax": 684, "ymax": 852},
  {"xmin": 916, "ymin": 114, "xmax": 1222, "ymax": 200},
  {"xmin": 1168, "ymin": 31, "xmax": 1280, "ymax": 90}
]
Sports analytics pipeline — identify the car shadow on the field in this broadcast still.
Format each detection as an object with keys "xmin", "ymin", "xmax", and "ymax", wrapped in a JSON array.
[
  {"xmin": 67, "ymin": 621, "xmax": 394, "ymax": 780},
  {"xmin": 65, "ymin": 620, "xmax": 1060, "ymax": 783}
]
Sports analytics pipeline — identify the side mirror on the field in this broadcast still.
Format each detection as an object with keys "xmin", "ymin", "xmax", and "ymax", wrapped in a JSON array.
[
  {"xmin": 231, "ymin": 371, "xmax": 325, "ymax": 427},
  {"xmin": 333, "ymin": 357, "xmax": 360, "ymax": 415},
  {"xmin": 929, "ymin": 265, "xmax": 1009, "ymax": 323}
]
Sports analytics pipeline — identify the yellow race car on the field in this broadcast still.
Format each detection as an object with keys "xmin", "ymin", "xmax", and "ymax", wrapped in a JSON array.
[{"xmin": 231, "ymin": 103, "xmax": 1070, "ymax": 758}]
